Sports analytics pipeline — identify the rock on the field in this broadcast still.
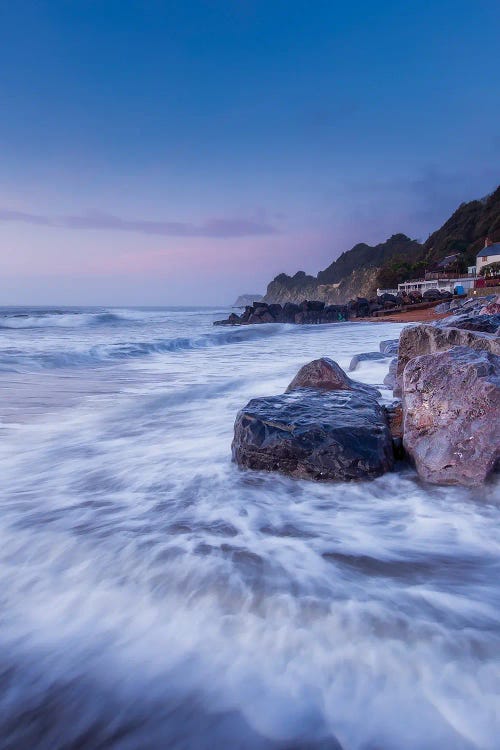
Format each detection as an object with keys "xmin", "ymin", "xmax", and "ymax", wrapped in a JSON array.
[
  {"xmin": 213, "ymin": 317, "xmax": 235, "ymax": 326},
  {"xmin": 214, "ymin": 300, "xmax": 350, "ymax": 326},
  {"xmin": 283, "ymin": 302, "xmax": 301, "ymax": 317},
  {"xmin": 384, "ymin": 401, "xmax": 404, "ymax": 459},
  {"xmin": 479, "ymin": 295, "xmax": 500, "ymax": 316},
  {"xmin": 322, "ymin": 305, "xmax": 348, "ymax": 322},
  {"xmin": 434, "ymin": 301, "xmax": 451, "ymax": 314},
  {"xmin": 256, "ymin": 311, "xmax": 276, "ymax": 323},
  {"xmin": 422, "ymin": 289, "xmax": 442, "ymax": 301},
  {"xmin": 379, "ymin": 339, "xmax": 399, "ymax": 356},
  {"xmin": 441, "ymin": 313, "xmax": 500, "ymax": 334},
  {"xmin": 395, "ymin": 324, "xmax": 500, "ymax": 395},
  {"xmin": 378, "ymin": 293, "xmax": 398, "ymax": 305},
  {"xmin": 240, "ymin": 305, "xmax": 254, "ymax": 322},
  {"xmin": 383, "ymin": 357, "xmax": 398, "ymax": 389},
  {"xmin": 349, "ymin": 351, "xmax": 389, "ymax": 371},
  {"xmin": 286, "ymin": 357, "xmax": 380, "ymax": 396},
  {"xmin": 300, "ymin": 300, "xmax": 325, "ymax": 312},
  {"xmin": 403, "ymin": 346, "xmax": 500, "ymax": 486},
  {"xmin": 232, "ymin": 390, "xmax": 394, "ymax": 481},
  {"xmin": 268, "ymin": 304, "xmax": 283, "ymax": 320}
]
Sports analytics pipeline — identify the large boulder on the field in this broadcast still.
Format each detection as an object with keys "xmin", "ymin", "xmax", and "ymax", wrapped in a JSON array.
[
  {"xmin": 300, "ymin": 299, "xmax": 325, "ymax": 312},
  {"xmin": 403, "ymin": 346, "xmax": 500, "ymax": 486},
  {"xmin": 232, "ymin": 390, "xmax": 394, "ymax": 481},
  {"xmin": 282, "ymin": 302, "xmax": 301, "ymax": 319},
  {"xmin": 322, "ymin": 305, "xmax": 348, "ymax": 322},
  {"xmin": 422, "ymin": 289, "xmax": 442, "ymax": 301},
  {"xmin": 286, "ymin": 357, "xmax": 379, "ymax": 396},
  {"xmin": 395, "ymin": 324, "xmax": 500, "ymax": 394}
]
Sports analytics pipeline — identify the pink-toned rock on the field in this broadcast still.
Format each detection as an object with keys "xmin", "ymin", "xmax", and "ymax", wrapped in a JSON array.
[
  {"xmin": 403, "ymin": 346, "xmax": 500, "ymax": 486},
  {"xmin": 286, "ymin": 357, "xmax": 379, "ymax": 396},
  {"xmin": 395, "ymin": 324, "xmax": 500, "ymax": 395},
  {"xmin": 480, "ymin": 295, "xmax": 500, "ymax": 316}
]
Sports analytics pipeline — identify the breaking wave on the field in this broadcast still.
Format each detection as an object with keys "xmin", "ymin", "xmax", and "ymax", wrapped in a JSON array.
[
  {"xmin": 0, "ymin": 322, "xmax": 289, "ymax": 371},
  {"xmin": 0, "ymin": 306, "xmax": 498, "ymax": 750},
  {"xmin": 0, "ymin": 309, "xmax": 128, "ymax": 329}
]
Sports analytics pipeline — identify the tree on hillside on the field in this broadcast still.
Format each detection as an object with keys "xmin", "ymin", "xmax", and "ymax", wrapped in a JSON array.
[{"xmin": 479, "ymin": 261, "xmax": 500, "ymax": 278}]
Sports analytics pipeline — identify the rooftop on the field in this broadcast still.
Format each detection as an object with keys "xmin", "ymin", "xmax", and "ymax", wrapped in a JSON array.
[{"xmin": 477, "ymin": 242, "xmax": 500, "ymax": 258}]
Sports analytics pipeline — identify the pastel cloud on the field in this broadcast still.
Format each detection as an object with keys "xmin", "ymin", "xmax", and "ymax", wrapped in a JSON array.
[{"xmin": 0, "ymin": 208, "xmax": 278, "ymax": 238}]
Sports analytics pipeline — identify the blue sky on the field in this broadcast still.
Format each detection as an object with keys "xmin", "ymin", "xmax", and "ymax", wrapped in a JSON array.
[{"xmin": 0, "ymin": 0, "xmax": 499, "ymax": 304}]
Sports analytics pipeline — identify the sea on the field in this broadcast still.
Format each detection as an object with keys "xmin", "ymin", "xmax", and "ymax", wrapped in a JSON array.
[{"xmin": 0, "ymin": 306, "xmax": 498, "ymax": 750}]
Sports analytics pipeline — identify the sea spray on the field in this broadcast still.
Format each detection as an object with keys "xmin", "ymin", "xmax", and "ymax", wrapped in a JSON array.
[{"xmin": 0, "ymin": 306, "xmax": 498, "ymax": 749}]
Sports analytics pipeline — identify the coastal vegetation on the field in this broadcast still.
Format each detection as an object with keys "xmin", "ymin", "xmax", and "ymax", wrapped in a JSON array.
[{"xmin": 262, "ymin": 185, "xmax": 500, "ymax": 303}]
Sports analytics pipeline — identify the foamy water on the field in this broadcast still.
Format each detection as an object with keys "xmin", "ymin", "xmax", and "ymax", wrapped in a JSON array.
[{"xmin": 0, "ymin": 306, "xmax": 498, "ymax": 750}]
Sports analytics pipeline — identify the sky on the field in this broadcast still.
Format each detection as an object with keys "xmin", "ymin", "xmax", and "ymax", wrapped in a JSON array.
[{"xmin": 0, "ymin": 0, "xmax": 499, "ymax": 306}]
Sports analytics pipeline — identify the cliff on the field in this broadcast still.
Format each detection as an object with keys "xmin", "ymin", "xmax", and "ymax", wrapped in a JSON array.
[
  {"xmin": 264, "ymin": 235, "xmax": 421, "ymax": 304},
  {"xmin": 423, "ymin": 185, "xmax": 500, "ymax": 265},
  {"xmin": 233, "ymin": 293, "xmax": 263, "ymax": 307},
  {"xmin": 262, "ymin": 185, "xmax": 500, "ymax": 304}
]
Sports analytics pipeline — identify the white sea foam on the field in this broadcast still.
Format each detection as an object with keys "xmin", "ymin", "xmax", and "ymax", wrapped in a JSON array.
[{"xmin": 0, "ymin": 306, "xmax": 498, "ymax": 749}]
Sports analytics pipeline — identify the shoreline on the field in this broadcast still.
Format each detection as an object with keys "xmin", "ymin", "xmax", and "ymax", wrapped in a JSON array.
[{"xmin": 355, "ymin": 305, "xmax": 452, "ymax": 324}]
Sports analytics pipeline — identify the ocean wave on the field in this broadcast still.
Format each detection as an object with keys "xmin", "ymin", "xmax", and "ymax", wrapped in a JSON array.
[
  {"xmin": 0, "ymin": 310, "xmax": 128, "ymax": 329},
  {"xmin": 0, "ymin": 324, "xmax": 287, "ymax": 371}
]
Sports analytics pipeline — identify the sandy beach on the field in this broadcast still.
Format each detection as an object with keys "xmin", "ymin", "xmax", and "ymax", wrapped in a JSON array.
[{"xmin": 357, "ymin": 303, "xmax": 452, "ymax": 324}]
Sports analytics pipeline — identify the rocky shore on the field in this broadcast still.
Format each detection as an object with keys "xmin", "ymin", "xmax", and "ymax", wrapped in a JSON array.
[
  {"xmin": 232, "ymin": 294, "xmax": 500, "ymax": 487},
  {"xmin": 215, "ymin": 289, "xmax": 455, "ymax": 327}
]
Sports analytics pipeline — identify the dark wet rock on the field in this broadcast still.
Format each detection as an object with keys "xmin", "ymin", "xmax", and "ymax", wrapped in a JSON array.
[
  {"xmin": 322, "ymin": 304, "xmax": 348, "ymax": 322},
  {"xmin": 349, "ymin": 351, "xmax": 389, "ymax": 371},
  {"xmin": 294, "ymin": 310, "xmax": 322, "ymax": 324},
  {"xmin": 232, "ymin": 389, "xmax": 394, "ymax": 481},
  {"xmin": 440, "ymin": 313, "xmax": 500, "ymax": 334},
  {"xmin": 240, "ymin": 305, "xmax": 254, "ymax": 322},
  {"xmin": 286, "ymin": 357, "xmax": 379, "ymax": 396},
  {"xmin": 383, "ymin": 357, "xmax": 398, "ymax": 389},
  {"xmin": 254, "ymin": 309, "xmax": 276, "ymax": 324},
  {"xmin": 384, "ymin": 401, "xmax": 404, "ymax": 459},
  {"xmin": 268, "ymin": 303, "xmax": 283, "ymax": 320},
  {"xmin": 215, "ymin": 300, "xmax": 348, "ymax": 326},
  {"xmin": 379, "ymin": 339, "xmax": 399, "ymax": 356},
  {"xmin": 423, "ymin": 289, "xmax": 452, "ymax": 301},
  {"xmin": 348, "ymin": 297, "xmax": 370, "ymax": 317},
  {"xmin": 283, "ymin": 301, "xmax": 301, "ymax": 317},
  {"xmin": 378, "ymin": 293, "xmax": 398, "ymax": 305},
  {"xmin": 300, "ymin": 299, "xmax": 325, "ymax": 312},
  {"xmin": 403, "ymin": 346, "xmax": 500, "ymax": 486},
  {"xmin": 395, "ymin": 324, "xmax": 500, "ymax": 395}
]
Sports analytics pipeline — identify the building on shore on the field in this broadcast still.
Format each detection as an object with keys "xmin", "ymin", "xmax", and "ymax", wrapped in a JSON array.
[
  {"xmin": 378, "ymin": 237, "xmax": 500, "ymax": 297},
  {"xmin": 476, "ymin": 237, "xmax": 500, "ymax": 276},
  {"xmin": 378, "ymin": 273, "xmax": 476, "ymax": 297}
]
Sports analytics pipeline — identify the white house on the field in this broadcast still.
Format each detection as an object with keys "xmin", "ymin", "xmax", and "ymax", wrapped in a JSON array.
[{"xmin": 476, "ymin": 238, "xmax": 500, "ymax": 275}]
